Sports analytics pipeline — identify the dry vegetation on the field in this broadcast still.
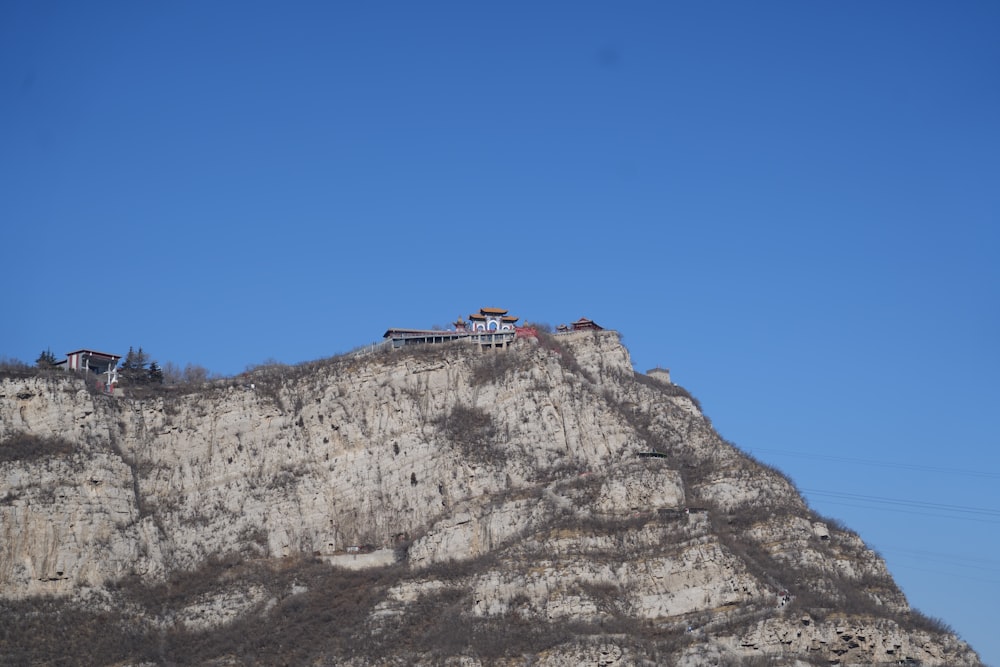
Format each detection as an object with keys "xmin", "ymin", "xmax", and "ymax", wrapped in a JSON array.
[
  {"xmin": 0, "ymin": 338, "xmax": 970, "ymax": 665},
  {"xmin": 0, "ymin": 433, "xmax": 75, "ymax": 463},
  {"xmin": 0, "ymin": 556, "xmax": 403, "ymax": 666},
  {"xmin": 435, "ymin": 404, "xmax": 506, "ymax": 465}
]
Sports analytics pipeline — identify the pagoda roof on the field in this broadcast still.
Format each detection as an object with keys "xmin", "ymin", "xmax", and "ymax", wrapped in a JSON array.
[
  {"xmin": 570, "ymin": 317, "xmax": 603, "ymax": 331},
  {"xmin": 478, "ymin": 307, "xmax": 508, "ymax": 315},
  {"xmin": 469, "ymin": 312, "xmax": 519, "ymax": 322}
]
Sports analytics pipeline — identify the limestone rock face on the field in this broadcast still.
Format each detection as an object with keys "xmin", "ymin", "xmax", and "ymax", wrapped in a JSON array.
[{"xmin": 0, "ymin": 332, "xmax": 983, "ymax": 665}]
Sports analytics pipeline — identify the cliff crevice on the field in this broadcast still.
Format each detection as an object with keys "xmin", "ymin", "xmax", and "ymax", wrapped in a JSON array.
[{"xmin": 0, "ymin": 331, "xmax": 981, "ymax": 665}]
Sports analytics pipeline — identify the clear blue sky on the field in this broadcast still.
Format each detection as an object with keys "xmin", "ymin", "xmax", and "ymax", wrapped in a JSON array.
[{"xmin": 3, "ymin": 2, "xmax": 998, "ymax": 663}]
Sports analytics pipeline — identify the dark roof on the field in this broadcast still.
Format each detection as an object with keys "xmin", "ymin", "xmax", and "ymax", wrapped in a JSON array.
[
  {"xmin": 570, "ymin": 317, "xmax": 603, "ymax": 330},
  {"xmin": 66, "ymin": 349, "xmax": 121, "ymax": 360}
]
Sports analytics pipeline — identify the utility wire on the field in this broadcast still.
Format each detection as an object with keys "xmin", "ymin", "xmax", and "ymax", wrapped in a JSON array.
[
  {"xmin": 749, "ymin": 447, "xmax": 1000, "ymax": 479},
  {"xmin": 879, "ymin": 545, "xmax": 1000, "ymax": 569},
  {"xmin": 802, "ymin": 488, "xmax": 1000, "ymax": 518},
  {"xmin": 892, "ymin": 554, "xmax": 1000, "ymax": 575},
  {"xmin": 875, "ymin": 545, "xmax": 1000, "ymax": 575},
  {"xmin": 889, "ymin": 563, "xmax": 1000, "ymax": 586},
  {"xmin": 805, "ymin": 498, "xmax": 1000, "ymax": 525}
]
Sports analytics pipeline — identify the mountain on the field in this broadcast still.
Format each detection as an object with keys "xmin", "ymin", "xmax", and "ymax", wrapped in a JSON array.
[{"xmin": 0, "ymin": 330, "xmax": 983, "ymax": 665}]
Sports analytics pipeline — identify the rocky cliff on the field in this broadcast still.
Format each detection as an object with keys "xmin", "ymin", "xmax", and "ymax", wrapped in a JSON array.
[{"xmin": 0, "ymin": 331, "xmax": 982, "ymax": 665}]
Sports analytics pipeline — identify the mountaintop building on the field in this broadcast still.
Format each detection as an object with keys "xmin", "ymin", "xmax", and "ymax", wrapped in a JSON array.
[
  {"xmin": 467, "ymin": 307, "xmax": 520, "ymax": 332},
  {"xmin": 556, "ymin": 317, "xmax": 604, "ymax": 333},
  {"xmin": 383, "ymin": 307, "xmax": 521, "ymax": 350},
  {"xmin": 57, "ymin": 349, "xmax": 121, "ymax": 376},
  {"xmin": 53, "ymin": 349, "xmax": 121, "ymax": 394},
  {"xmin": 381, "ymin": 307, "xmax": 611, "ymax": 352}
]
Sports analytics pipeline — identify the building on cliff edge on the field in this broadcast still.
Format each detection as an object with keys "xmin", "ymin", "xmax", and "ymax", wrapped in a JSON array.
[{"xmin": 383, "ymin": 307, "xmax": 525, "ymax": 350}]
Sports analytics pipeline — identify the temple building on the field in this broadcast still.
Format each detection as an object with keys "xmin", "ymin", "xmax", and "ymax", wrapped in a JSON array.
[
  {"xmin": 556, "ymin": 317, "xmax": 604, "ymax": 333},
  {"xmin": 467, "ymin": 307, "xmax": 519, "ymax": 332},
  {"xmin": 383, "ymin": 307, "xmax": 520, "ymax": 350},
  {"xmin": 570, "ymin": 317, "xmax": 603, "ymax": 331}
]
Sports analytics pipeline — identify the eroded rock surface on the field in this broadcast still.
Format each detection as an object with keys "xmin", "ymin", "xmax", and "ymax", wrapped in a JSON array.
[{"xmin": 0, "ymin": 332, "xmax": 983, "ymax": 665}]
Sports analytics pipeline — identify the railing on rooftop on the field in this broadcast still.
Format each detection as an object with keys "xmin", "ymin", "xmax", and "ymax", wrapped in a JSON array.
[{"xmin": 349, "ymin": 327, "xmax": 530, "ymax": 358}]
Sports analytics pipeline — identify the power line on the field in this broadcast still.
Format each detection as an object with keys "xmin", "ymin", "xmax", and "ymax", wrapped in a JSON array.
[
  {"xmin": 875, "ymin": 547, "xmax": 1000, "ymax": 576},
  {"xmin": 802, "ymin": 488, "xmax": 1000, "ymax": 518},
  {"xmin": 806, "ymin": 498, "xmax": 1000, "ymax": 525},
  {"xmin": 749, "ymin": 447, "xmax": 1000, "ymax": 479},
  {"xmin": 880, "ymin": 545, "xmax": 1000, "ymax": 569},
  {"xmin": 892, "ymin": 554, "xmax": 1000, "ymax": 575},
  {"xmin": 879, "ymin": 544, "xmax": 1000, "ymax": 571},
  {"xmin": 890, "ymin": 563, "xmax": 1000, "ymax": 586}
]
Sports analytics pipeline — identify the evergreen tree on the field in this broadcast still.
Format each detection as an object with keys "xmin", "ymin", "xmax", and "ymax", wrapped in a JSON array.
[
  {"xmin": 35, "ymin": 348, "xmax": 58, "ymax": 369},
  {"xmin": 120, "ymin": 346, "xmax": 150, "ymax": 384},
  {"xmin": 147, "ymin": 361, "xmax": 164, "ymax": 384}
]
